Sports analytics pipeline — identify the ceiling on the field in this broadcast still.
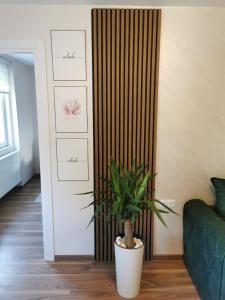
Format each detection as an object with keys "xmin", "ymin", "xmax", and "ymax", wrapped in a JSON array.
[
  {"xmin": 0, "ymin": 0, "xmax": 225, "ymax": 6},
  {"xmin": 7, "ymin": 53, "xmax": 34, "ymax": 66}
]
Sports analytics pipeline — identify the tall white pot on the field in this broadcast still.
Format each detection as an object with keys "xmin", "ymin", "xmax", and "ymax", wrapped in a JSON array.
[{"xmin": 114, "ymin": 242, "xmax": 144, "ymax": 298}]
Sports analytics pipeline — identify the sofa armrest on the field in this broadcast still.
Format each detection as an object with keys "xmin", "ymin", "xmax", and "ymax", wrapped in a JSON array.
[{"xmin": 184, "ymin": 199, "xmax": 225, "ymax": 300}]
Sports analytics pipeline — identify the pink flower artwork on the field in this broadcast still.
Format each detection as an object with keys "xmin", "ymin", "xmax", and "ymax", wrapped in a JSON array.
[{"xmin": 63, "ymin": 99, "xmax": 81, "ymax": 116}]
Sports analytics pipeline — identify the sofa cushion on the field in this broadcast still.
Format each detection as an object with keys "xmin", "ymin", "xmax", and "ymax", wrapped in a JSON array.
[{"xmin": 211, "ymin": 177, "xmax": 225, "ymax": 218}]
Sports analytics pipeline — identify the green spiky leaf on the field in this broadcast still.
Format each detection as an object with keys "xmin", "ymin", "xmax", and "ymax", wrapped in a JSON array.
[{"xmin": 77, "ymin": 160, "xmax": 178, "ymax": 229}]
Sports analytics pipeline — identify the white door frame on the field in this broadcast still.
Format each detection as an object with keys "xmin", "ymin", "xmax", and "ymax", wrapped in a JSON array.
[{"xmin": 0, "ymin": 40, "xmax": 55, "ymax": 261}]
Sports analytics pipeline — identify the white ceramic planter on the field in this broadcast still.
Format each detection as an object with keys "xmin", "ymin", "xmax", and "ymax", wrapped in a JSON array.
[{"xmin": 114, "ymin": 241, "xmax": 144, "ymax": 298}]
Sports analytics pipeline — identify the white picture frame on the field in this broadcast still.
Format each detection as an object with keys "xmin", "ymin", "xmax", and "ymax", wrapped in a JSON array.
[
  {"xmin": 54, "ymin": 86, "xmax": 88, "ymax": 133},
  {"xmin": 51, "ymin": 30, "xmax": 87, "ymax": 81},
  {"xmin": 56, "ymin": 138, "xmax": 89, "ymax": 181}
]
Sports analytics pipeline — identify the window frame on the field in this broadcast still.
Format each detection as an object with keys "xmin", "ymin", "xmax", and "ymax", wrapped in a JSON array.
[{"xmin": 0, "ymin": 56, "xmax": 15, "ymax": 157}]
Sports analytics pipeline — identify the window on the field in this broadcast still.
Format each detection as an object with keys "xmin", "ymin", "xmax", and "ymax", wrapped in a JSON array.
[{"xmin": 0, "ymin": 57, "xmax": 14, "ymax": 156}]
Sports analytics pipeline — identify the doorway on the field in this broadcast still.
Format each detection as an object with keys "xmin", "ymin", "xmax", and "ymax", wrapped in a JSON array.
[
  {"xmin": 0, "ymin": 52, "xmax": 44, "ymax": 260},
  {"xmin": 0, "ymin": 41, "xmax": 54, "ymax": 261}
]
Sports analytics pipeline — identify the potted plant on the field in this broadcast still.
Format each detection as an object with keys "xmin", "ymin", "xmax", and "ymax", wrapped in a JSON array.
[{"xmin": 80, "ymin": 160, "xmax": 177, "ymax": 298}]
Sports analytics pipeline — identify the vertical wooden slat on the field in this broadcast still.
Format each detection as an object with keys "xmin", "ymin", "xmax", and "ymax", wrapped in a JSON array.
[
  {"xmin": 128, "ymin": 9, "xmax": 134, "ymax": 170},
  {"xmin": 92, "ymin": 8, "xmax": 161, "ymax": 261},
  {"xmin": 106, "ymin": 8, "xmax": 112, "ymax": 261},
  {"xmin": 97, "ymin": 8, "xmax": 103, "ymax": 261},
  {"xmin": 92, "ymin": 9, "xmax": 99, "ymax": 260},
  {"xmin": 118, "ymin": 9, "xmax": 125, "ymax": 235},
  {"xmin": 124, "ymin": 9, "xmax": 129, "ymax": 167},
  {"xmin": 115, "ymin": 9, "xmax": 121, "ymax": 237},
  {"xmin": 111, "ymin": 8, "xmax": 116, "ymax": 258},
  {"xmin": 138, "ymin": 9, "xmax": 144, "ymax": 238},
  {"xmin": 132, "ymin": 10, "xmax": 138, "ymax": 165},
  {"xmin": 102, "ymin": 9, "xmax": 107, "ymax": 261},
  {"xmin": 132, "ymin": 9, "xmax": 139, "ymax": 236},
  {"xmin": 136, "ymin": 9, "xmax": 144, "ymax": 236},
  {"xmin": 119, "ymin": 9, "xmax": 125, "ymax": 166},
  {"xmin": 136, "ymin": 9, "xmax": 143, "ymax": 167},
  {"xmin": 115, "ymin": 9, "xmax": 120, "ymax": 166},
  {"xmin": 141, "ymin": 10, "xmax": 148, "ymax": 165}
]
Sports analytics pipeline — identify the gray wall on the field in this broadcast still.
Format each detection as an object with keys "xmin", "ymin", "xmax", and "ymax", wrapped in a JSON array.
[{"xmin": 13, "ymin": 59, "xmax": 40, "ymax": 185}]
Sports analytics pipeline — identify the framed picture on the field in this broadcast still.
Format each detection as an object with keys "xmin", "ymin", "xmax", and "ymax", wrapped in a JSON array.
[
  {"xmin": 54, "ymin": 86, "xmax": 88, "ymax": 133},
  {"xmin": 56, "ymin": 138, "xmax": 89, "ymax": 181},
  {"xmin": 50, "ymin": 30, "xmax": 87, "ymax": 81}
]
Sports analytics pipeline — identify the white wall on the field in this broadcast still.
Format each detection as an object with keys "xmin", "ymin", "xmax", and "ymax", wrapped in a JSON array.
[
  {"xmin": 0, "ymin": 5, "xmax": 224, "ymax": 255},
  {"xmin": 154, "ymin": 8, "xmax": 225, "ymax": 254},
  {"xmin": 13, "ymin": 59, "xmax": 40, "ymax": 185},
  {"xmin": 0, "ymin": 4, "xmax": 94, "ymax": 255}
]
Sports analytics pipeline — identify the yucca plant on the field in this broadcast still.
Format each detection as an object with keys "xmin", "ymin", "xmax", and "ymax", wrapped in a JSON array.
[{"xmin": 80, "ymin": 159, "xmax": 177, "ymax": 249}]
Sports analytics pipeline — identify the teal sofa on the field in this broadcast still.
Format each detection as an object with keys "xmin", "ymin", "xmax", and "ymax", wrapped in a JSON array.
[{"xmin": 183, "ymin": 199, "xmax": 225, "ymax": 300}]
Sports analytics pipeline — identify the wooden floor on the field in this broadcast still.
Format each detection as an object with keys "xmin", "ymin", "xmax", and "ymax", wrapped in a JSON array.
[{"xmin": 0, "ymin": 177, "xmax": 200, "ymax": 300}]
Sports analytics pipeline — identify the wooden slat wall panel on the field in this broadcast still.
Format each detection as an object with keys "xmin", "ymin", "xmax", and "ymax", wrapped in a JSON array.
[{"xmin": 92, "ymin": 8, "xmax": 161, "ymax": 261}]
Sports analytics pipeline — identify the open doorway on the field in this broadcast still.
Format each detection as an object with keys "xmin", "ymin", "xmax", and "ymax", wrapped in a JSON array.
[
  {"xmin": 0, "ymin": 53, "xmax": 44, "ymax": 260},
  {"xmin": 0, "ymin": 41, "xmax": 54, "ymax": 261}
]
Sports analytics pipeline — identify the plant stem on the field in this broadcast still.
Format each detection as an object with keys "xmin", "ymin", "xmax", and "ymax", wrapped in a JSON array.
[{"xmin": 124, "ymin": 219, "xmax": 134, "ymax": 249}]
